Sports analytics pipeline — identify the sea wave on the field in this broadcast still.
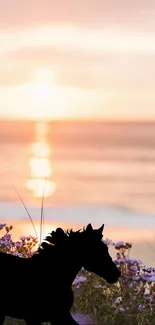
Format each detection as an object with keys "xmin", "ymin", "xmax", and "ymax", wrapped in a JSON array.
[{"xmin": 0, "ymin": 202, "xmax": 155, "ymax": 229}]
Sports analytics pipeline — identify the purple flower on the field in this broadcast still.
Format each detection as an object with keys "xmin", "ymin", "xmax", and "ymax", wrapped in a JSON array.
[
  {"xmin": 144, "ymin": 294, "xmax": 152, "ymax": 301},
  {"xmin": 73, "ymin": 276, "xmax": 87, "ymax": 285},
  {"xmin": 26, "ymin": 251, "xmax": 33, "ymax": 257},
  {"xmin": 103, "ymin": 238, "xmax": 115, "ymax": 246},
  {"xmin": 127, "ymin": 258, "xmax": 137, "ymax": 265},
  {"xmin": 115, "ymin": 241, "xmax": 126, "ymax": 248},
  {"xmin": 0, "ymin": 239, "xmax": 11, "ymax": 248},
  {"xmin": 141, "ymin": 274, "xmax": 152, "ymax": 282},
  {"xmin": 20, "ymin": 236, "xmax": 26, "ymax": 241},
  {"xmin": 138, "ymin": 303, "xmax": 145, "ymax": 311},
  {"xmin": 0, "ymin": 224, "xmax": 6, "ymax": 230},
  {"xmin": 130, "ymin": 266, "xmax": 138, "ymax": 273},
  {"xmin": 3, "ymin": 234, "xmax": 12, "ymax": 241},
  {"xmin": 12, "ymin": 252, "xmax": 23, "ymax": 258},
  {"xmin": 116, "ymin": 252, "xmax": 121, "ymax": 259},
  {"xmin": 143, "ymin": 267, "xmax": 155, "ymax": 273},
  {"xmin": 95, "ymin": 285, "xmax": 103, "ymax": 289},
  {"xmin": 119, "ymin": 307, "xmax": 125, "ymax": 312},
  {"xmin": 14, "ymin": 241, "xmax": 23, "ymax": 248},
  {"xmin": 129, "ymin": 283, "xmax": 133, "ymax": 288}
]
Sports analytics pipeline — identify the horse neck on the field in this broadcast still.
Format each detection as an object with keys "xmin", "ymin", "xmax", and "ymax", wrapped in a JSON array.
[{"xmin": 64, "ymin": 246, "xmax": 83, "ymax": 286}]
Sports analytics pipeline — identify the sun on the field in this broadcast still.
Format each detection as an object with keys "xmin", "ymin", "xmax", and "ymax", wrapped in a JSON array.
[
  {"xmin": 30, "ymin": 68, "xmax": 55, "ymax": 103},
  {"xmin": 34, "ymin": 68, "xmax": 55, "ymax": 84}
]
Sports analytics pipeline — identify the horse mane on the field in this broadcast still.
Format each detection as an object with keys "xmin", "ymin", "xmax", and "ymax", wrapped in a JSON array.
[{"xmin": 37, "ymin": 227, "xmax": 85, "ymax": 255}]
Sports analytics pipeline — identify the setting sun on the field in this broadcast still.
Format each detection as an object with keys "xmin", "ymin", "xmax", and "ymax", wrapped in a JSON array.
[{"xmin": 30, "ymin": 68, "xmax": 55, "ymax": 103}]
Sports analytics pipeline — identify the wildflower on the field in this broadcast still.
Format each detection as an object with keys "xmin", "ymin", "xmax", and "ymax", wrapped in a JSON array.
[
  {"xmin": 5, "ymin": 225, "xmax": 13, "ymax": 233},
  {"xmin": 130, "ymin": 266, "xmax": 138, "ymax": 273},
  {"xmin": 144, "ymin": 294, "xmax": 152, "ymax": 301},
  {"xmin": 138, "ymin": 303, "xmax": 145, "ymax": 311},
  {"xmin": 26, "ymin": 236, "xmax": 31, "ymax": 241},
  {"xmin": 132, "ymin": 275, "xmax": 145, "ymax": 281},
  {"xmin": 126, "ymin": 258, "xmax": 137, "ymax": 265},
  {"xmin": 0, "ymin": 239, "xmax": 11, "ymax": 249},
  {"xmin": 129, "ymin": 283, "xmax": 133, "ymax": 288},
  {"xmin": 3, "ymin": 233, "xmax": 12, "ymax": 241},
  {"xmin": 20, "ymin": 236, "xmax": 26, "ymax": 241},
  {"xmin": 141, "ymin": 274, "xmax": 152, "ymax": 282},
  {"xmin": 136, "ymin": 260, "xmax": 144, "ymax": 267},
  {"xmin": 0, "ymin": 223, "xmax": 6, "ymax": 230},
  {"xmin": 94, "ymin": 285, "xmax": 103, "ymax": 289},
  {"xmin": 103, "ymin": 238, "xmax": 115, "ymax": 246},
  {"xmin": 14, "ymin": 241, "xmax": 23, "ymax": 248},
  {"xmin": 12, "ymin": 252, "xmax": 23, "ymax": 258},
  {"xmin": 116, "ymin": 252, "xmax": 121, "ymax": 259},
  {"xmin": 115, "ymin": 241, "xmax": 132, "ymax": 249},
  {"xmin": 142, "ymin": 267, "xmax": 155, "ymax": 273},
  {"xmin": 73, "ymin": 276, "xmax": 87, "ymax": 285},
  {"xmin": 119, "ymin": 307, "xmax": 125, "ymax": 312},
  {"xmin": 26, "ymin": 251, "xmax": 34, "ymax": 257}
]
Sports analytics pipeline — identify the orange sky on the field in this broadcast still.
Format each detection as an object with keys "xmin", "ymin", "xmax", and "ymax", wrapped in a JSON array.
[
  {"xmin": 0, "ymin": 1, "xmax": 155, "ymax": 120},
  {"xmin": 7, "ymin": 220, "xmax": 155, "ymax": 266},
  {"xmin": 10, "ymin": 219, "xmax": 155, "ymax": 244}
]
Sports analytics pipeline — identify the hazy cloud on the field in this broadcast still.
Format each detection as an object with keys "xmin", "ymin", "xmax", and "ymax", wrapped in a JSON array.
[
  {"xmin": 0, "ymin": 0, "xmax": 155, "ymax": 31},
  {"xmin": 0, "ymin": 0, "xmax": 155, "ymax": 119}
]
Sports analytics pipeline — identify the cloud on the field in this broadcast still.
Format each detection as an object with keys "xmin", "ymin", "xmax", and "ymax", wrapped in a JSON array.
[
  {"xmin": 0, "ymin": 1, "xmax": 155, "ymax": 119},
  {"xmin": 0, "ymin": 0, "xmax": 155, "ymax": 31},
  {"xmin": 0, "ymin": 45, "xmax": 155, "ymax": 92},
  {"xmin": 1, "ymin": 23, "xmax": 155, "ymax": 61}
]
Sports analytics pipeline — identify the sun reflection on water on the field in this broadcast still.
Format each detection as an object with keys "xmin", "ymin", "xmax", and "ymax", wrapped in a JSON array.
[{"xmin": 26, "ymin": 121, "xmax": 56, "ymax": 198}]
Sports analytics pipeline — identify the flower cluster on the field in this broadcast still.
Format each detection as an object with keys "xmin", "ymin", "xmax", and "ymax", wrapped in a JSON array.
[
  {"xmin": 0, "ymin": 223, "xmax": 38, "ymax": 258},
  {"xmin": 72, "ymin": 239, "xmax": 155, "ymax": 324},
  {"xmin": 1, "ymin": 223, "xmax": 155, "ymax": 325}
]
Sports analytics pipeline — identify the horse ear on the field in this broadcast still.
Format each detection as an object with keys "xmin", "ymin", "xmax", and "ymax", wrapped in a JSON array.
[
  {"xmin": 56, "ymin": 228, "xmax": 64, "ymax": 235},
  {"xmin": 86, "ymin": 223, "xmax": 93, "ymax": 232},
  {"xmin": 98, "ymin": 224, "xmax": 104, "ymax": 234}
]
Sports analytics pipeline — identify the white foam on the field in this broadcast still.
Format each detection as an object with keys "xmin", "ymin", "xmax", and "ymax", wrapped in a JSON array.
[{"xmin": 0, "ymin": 202, "xmax": 155, "ymax": 229}]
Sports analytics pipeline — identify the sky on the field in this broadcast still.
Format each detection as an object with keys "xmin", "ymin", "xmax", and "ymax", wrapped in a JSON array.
[{"xmin": 0, "ymin": 0, "xmax": 155, "ymax": 120}]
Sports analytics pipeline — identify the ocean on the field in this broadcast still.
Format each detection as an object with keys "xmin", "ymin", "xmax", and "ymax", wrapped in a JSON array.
[{"xmin": 0, "ymin": 119, "xmax": 155, "ymax": 266}]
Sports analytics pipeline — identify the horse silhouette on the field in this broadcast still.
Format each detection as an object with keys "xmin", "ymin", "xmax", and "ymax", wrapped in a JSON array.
[{"xmin": 0, "ymin": 223, "xmax": 121, "ymax": 325}]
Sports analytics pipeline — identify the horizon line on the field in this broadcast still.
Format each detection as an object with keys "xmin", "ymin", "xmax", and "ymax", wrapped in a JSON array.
[{"xmin": 1, "ymin": 117, "xmax": 155, "ymax": 123}]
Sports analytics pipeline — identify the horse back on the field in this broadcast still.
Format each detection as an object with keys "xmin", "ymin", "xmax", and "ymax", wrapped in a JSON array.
[{"xmin": 0, "ymin": 251, "xmax": 24, "ymax": 269}]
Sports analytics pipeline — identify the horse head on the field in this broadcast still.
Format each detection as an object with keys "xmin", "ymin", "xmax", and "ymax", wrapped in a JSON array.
[{"xmin": 81, "ymin": 223, "xmax": 121, "ymax": 284}]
